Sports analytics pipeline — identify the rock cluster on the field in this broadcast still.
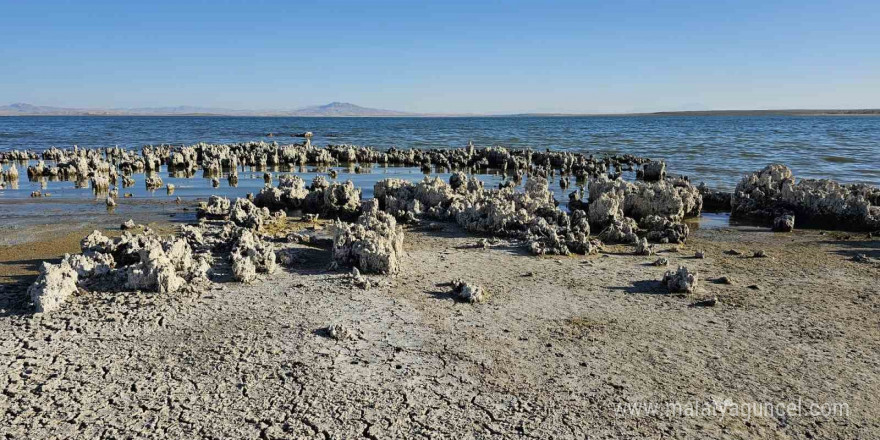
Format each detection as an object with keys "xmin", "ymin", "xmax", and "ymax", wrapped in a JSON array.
[
  {"xmin": 569, "ymin": 174, "xmax": 701, "ymax": 245},
  {"xmin": 254, "ymin": 176, "xmax": 362, "ymax": 219},
  {"xmin": 230, "ymin": 198, "xmax": 285, "ymax": 230},
  {"xmin": 585, "ymin": 174, "xmax": 702, "ymax": 223},
  {"xmin": 29, "ymin": 229, "xmax": 212, "ymax": 313},
  {"xmin": 197, "ymin": 196, "xmax": 232, "ymax": 219},
  {"xmin": 732, "ymin": 164, "xmax": 880, "ymax": 231},
  {"xmin": 374, "ymin": 174, "xmax": 604, "ymax": 256},
  {"xmin": 28, "ymin": 261, "xmax": 80, "ymax": 314},
  {"xmin": 331, "ymin": 201, "xmax": 405, "ymax": 274}
]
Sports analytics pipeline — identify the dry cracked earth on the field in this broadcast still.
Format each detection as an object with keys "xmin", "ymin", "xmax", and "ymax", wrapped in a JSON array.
[{"xmin": 1, "ymin": 222, "xmax": 879, "ymax": 439}]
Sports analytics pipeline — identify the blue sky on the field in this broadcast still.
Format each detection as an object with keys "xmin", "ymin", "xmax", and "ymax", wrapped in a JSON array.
[{"xmin": 1, "ymin": 0, "xmax": 878, "ymax": 113}]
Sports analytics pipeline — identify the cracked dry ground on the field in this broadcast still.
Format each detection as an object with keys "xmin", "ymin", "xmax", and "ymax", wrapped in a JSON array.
[{"xmin": 1, "ymin": 224, "xmax": 878, "ymax": 439}]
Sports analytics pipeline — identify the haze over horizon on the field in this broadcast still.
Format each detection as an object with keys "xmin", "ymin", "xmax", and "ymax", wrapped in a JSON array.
[{"xmin": 1, "ymin": 0, "xmax": 878, "ymax": 114}]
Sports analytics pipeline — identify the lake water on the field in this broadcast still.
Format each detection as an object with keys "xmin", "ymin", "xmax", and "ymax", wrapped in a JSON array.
[
  {"xmin": 0, "ymin": 115, "xmax": 878, "ymax": 232},
  {"xmin": 1, "ymin": 115, "xmax": 878, "ymax": 190}
]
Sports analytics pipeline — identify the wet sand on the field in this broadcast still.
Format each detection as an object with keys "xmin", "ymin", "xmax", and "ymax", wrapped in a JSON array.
[{"xmin": 0, "ymin": 199, "xmax": 187, "ymax": 295}]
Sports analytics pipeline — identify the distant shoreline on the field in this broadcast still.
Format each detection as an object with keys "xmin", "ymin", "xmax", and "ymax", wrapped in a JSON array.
[{"xmin": 1, "ymin": 109, "xmax": 879, "ymax": 117}]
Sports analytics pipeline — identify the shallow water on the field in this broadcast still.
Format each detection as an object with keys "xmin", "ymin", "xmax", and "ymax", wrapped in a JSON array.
[
  {"xmin": 1, "ymin": 115, "xmax": 878, "ymax": 190},
  {"xmin": 0, "ymin": 164, "xmax": 515, "ymax": 229},
  {"xmin": 1, "ymin": 115, "xmax": 877, "ymax": 234}
]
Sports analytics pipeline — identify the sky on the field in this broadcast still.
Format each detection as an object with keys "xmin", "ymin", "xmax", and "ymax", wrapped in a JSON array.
[{"xmin": 1, "ymin": 0, "xmax": 878, "ymax": 114}]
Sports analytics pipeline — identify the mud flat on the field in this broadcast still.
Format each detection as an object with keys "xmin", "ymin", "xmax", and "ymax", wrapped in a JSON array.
[{"xmin": 0, "ymin": 217, "xmax": 877, "ymax": 438}]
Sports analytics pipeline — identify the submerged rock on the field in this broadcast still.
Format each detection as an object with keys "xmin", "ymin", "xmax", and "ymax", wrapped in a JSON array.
[
  {"xmin": 145, "ymin": 175, "xmax": 163, "ymax": 190},
  {"xmin": 698, "ymin": 182, "xmax": 733, "ymax": 212},
  {"xmin": 641, "ymin": 161, "xmax": 666, "ymax": 182}
]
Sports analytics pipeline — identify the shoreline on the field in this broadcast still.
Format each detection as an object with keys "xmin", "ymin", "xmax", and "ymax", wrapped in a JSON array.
[
  {"xmin": 1, "ymin": 218, "xmax": 877, "ymax": 437},
  {"xmin": 0, "ymin": 141, "xmax": 878, "ymax": 438}
]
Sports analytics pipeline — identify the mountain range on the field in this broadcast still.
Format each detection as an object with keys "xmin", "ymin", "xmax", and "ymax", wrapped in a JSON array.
[
  {"xmin": 1, "ymin": 102, "xmax": 878, "ymax": 117},
  {"xmin": 0, "ymin": 102, "xmax": 417, "ymax": 117}
]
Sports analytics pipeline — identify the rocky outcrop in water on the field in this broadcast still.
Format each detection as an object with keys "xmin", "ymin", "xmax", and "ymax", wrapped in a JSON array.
[
  {"xmin": 697, "ymin": 182, "xmax": 733, "ymax": 212},
  {"xmin": 732, "ymin": 164, "xmax": 880, "ymax": 231},
  {"xmin": 587, "ymin": 175, "xmax": 702, "ymax": 224}
]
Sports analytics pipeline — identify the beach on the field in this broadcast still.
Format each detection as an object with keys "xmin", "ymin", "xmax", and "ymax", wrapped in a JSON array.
[{"xmin": 1, "ymin": 220, "xmax": 878, "ymax": 438}]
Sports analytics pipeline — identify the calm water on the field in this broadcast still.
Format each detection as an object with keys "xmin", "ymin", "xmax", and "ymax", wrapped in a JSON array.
[{"xmin": 1, "ymin": 115, "xmax": 878, "ymax": 190}]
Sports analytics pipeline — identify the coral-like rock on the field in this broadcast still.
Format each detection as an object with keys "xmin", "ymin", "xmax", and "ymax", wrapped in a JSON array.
[
  {"xmin": 230, "ymin": 229, "xmax": 277, "ymax": 282},
  {"xmin": 198, "ymin": 195, "xmax": 231, "ymax": 219},
  {"xmin": 635, "ymin": 237, "xmax": 655, "ymax": 256},
  {"xmin": 598, "ymin": 217, "xmax": 639, "ymax": 244},
  {"xmin": 332, "ymin": 201, "xmax": 405, "ymax": 274},
  {"xmin": 663, "ymin": 266, "xmax": 698, "ymax": 293},
  {"xmin": 230, "ymin": 198, "xmax": 284, "ymax": 230},
  {"xmin": 641, "ymin": 215, "xmax": 690, "ymax": 244},
  {"xmin": 28, "ymin": 261, "xmax": 79, "ymax": 313}
]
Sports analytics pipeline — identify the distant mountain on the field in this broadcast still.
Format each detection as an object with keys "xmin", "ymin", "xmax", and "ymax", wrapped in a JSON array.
[
  {"xmin": 0, "ymin": 102, "xmax": 417, "ymax": 117},
  {"xmin": 0, "ymin": 103, "xmax": 113, "ymax": 116},
  {"xmin": 287, "ymin": 102, "xmax": 413, "ymax": 117},
  {"xmin": 3, "ymin": 102, "xmax": 878, "ymax": 117}
]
